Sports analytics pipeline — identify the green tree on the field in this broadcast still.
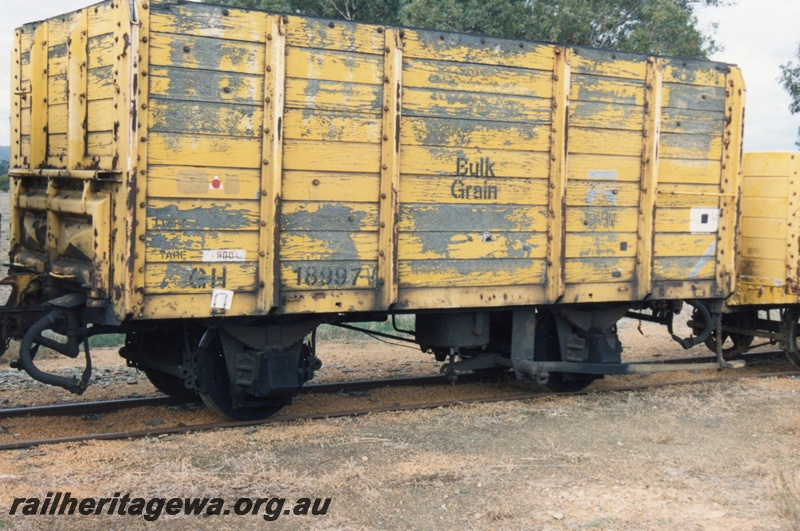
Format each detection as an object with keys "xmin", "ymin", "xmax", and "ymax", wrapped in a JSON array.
[
  {"xmin": 780, "ymin": 42, "xmax": 800, "ymax": 147},
  {"xmin": 0, "ymin": 159, "xmax": 9, "ymax": 192},
  {"xmin": 212, "ymin": 0, "xmax": 720, "ymax": 58}
]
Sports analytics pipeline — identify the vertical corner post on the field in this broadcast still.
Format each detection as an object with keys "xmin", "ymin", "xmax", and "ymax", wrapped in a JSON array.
[
  {"xmin": 636, "ymin": 57, "xmax": 663, "ymax": 300},
  {"xmin": 546, "ymin": 46, "xmax": 569, "ymax": 302},
  {"xmin": 718, "ymin": 67, "xmax": 746, "ymax": 296},
  {"xmin": 67, "ymin": 10, "xmax": 89, "ymax": 170},
  {"xmin": 29, "ymin": 22, "xmax": 49, "ymax": 169},
  {"xmin": 259, "ymin": 14, "xmax": 287, "ymax": 312},
  {"xmin": 377, "ymin": 28, "xmax": 403, "ymax": 310}
]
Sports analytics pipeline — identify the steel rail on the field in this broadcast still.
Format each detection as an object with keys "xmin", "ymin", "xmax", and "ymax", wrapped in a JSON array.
[
  {"xmin": 0, "ymin": 349, "xmax": 789, "ymax": 420},
  {"xmin": 1, "ymin": 369, "xmax": 797, "ymax": 451}
]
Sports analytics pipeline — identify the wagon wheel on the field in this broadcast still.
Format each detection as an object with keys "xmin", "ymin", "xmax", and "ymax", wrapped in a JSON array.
[
  {"xmin": 693, "ymin": 309, "xmax": 756, "ymax": 359},
  {"xmin": 196, "ymin": 329, "xmax": 289, "ymax": 421},
  {"xmin": 534, "ymin": 313, "xmax": 598, "ymax": 392},
  {"xmin": 143, "ymin": 367, "xmax": 198, "ymax": 401},
  {"xmin": 781, "ymin": 308, "xmax": 800, "ymax": 369}
]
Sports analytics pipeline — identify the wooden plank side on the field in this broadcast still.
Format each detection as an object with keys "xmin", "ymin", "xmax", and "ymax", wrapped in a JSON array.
[
  {"xmin": 403, "ymin": 58, "xmax": 553, "ymax": 98},
  {"xmin": 87, "ymin": 33, "xmax": 116, "ymax": 69},
  {"xmin": 281, "ymin": 201, "xmax": 379, "ymax": 232},
  {"xmin": 398, "ymin": 232, "xmax": 548, "ymax": 260},
  {"xmin": 281, "ymin": 261, "xmax": 378, "ymax": 290},
  {"xmin": 149, "ymin": 132, "xmax": 261, "ymax": 168},
  {"xmin": 283, "ymin": 140, "xmax": 381, "ymax": 173},
  {"xmin": 654, "ymin": 257, "xmax": 716, "ymax": 281},
  {"xmin": 283, "ymin": 109, "xmax": 382, "ymax": 144},
  {"xmin": 570, "ymin": 74, "xmax": 644, "ymax": 105},
  {"xmin": 146, "ymin": 231, "xmax": 261, "ymax": 263},
  {"xmin": 565, "ymin": 207, "xmax": 640, "ymax": 233},
  {"xmin": 401, "ymin": 116, "xmax": 550, "ymax": 151},
  {"xmin": 280, "ymin": 232, "xmax": 379, "ymax": 261},
  {"xmin": 660, "ymin": 108, "xmax": 724, "ymax": 136},
  {"xmin": 742, "ymin": 176, "xmax": 790, "ymax": 199},
  {"xmin": 149, "ymin": 32, "xmax": 264, "ymax": 74},
  {"xmin": 654, "ymin": 234, "xmax": 717, "ymax": 258},
  {"xmin": 402, "ymin": 29, "xmax": 554, "ymax": 70},
  {"xmin": 660, "ymin": 132, "xmax": 723, "ymax": 160},
  {"xmin": 146, "ymin": 263, "xmax": 258, "ymax": 294},
  {"xmin": 739, "ymin": 217, "xmax": 788, "ymax": 240},
  {"xmin": 400, "ymin": 176, "xmax": 549, "ymax": 205},
  {"xmin": 283, "ymin": 171, "xmax": 379, "ymax": 202},
  {"xmin": 149, "ymin": 99, "xmax": 263, "ymax": 137},
  {"xmin": 568, "ymin": 128, "xmax": 643, "ymax": 157},
  {"xmin": 286, "ymin": 47, "xmax": 383, "ymax": 85},
  {"xmin": 662, "ymin": 83, "xmax": 727, "ymax": 112},
  {"xmin": 149, "ymin": 67, "xmax": 263, "ymax": 105},
  {"xmin": 150, "ymin": 2, "xmax": 269, "ymax": 43},
  {"xmin": 570, "ymin": 48, "xmax": 646, "ymax": 80},
  {"xmin": 564, "ymin": 258, "xmax": 636, "ymax": 283},
  {"xmin": 285, "ymin": 16, "xmax": 385, "ymax": 55},
  {"xmin": 146, "ymin": 199, "xmax": 260, "ymax": 231},
  {"xmin": 565, "ymin": 233, "xmax": 638, "ymax": 258},
  {"xmin": 147, "ymin": 166, "xmax": 261, "ymax": 200},
  {"xmin": 400, "ymin": 145, "xmax": 551, "ymax": 178},
  {"xmin": 661, "ymin": 59, "xmax": 726, "ymax": 87},
  {"xmin": 738, "ymin": 237, "xmax": 788, "ymax": 261},
  {"xmin": 569, "ymin": 101, "xmax": 644, "ymax": 131},
  {"xmin": 566, "ymin": 180, "xmax": 640, "ymax": 207},
  {"xmin": 658, "ymin": 158, "xmax": 722, "ymax": 185},
  {"xmin": 656, "ymin": 185, "xmax": 722, "ymax": 208},
  {"xmin": 285, "ymin": 79, "xmax": 383, "ymax": 113},
  {"xmin": 399, "ymin": 204, "xmax": 548, "ymax": 233},
  {"xmin": 398, "ymin": 259, "xmax": 546, "ymax": 288},
  {"xmin": 403, "ymin": 87, "xmax": 551, "ymax": 123},
  {"xmin": 567, "ymin": 154, "xmax": 642, "ymax": 182}
]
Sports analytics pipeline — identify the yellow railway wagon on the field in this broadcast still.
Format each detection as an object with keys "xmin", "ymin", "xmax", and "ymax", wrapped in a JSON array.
[
  {"xmin": 4, "ymin": 0, "xmax": 747, "ymax": 418},
  {"xmin": 729, "ymin": 152, "xmax": 800, "ymax": 306}
]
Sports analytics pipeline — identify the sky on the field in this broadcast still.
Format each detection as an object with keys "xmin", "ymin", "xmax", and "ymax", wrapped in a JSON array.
[{"xmin": 0, "ymin": 0, "xmax": 798, "ymax": 152}]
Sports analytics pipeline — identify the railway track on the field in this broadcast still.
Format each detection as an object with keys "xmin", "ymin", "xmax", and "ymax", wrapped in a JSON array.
[{"xmin": 0, "ymin": 349, "xmax": 796, "ymax": 451}]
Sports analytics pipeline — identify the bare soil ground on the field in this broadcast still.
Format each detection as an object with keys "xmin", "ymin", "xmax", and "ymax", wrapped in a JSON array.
[{"xmin": 0, "ymin": 193, "xmax": 799, "ymax": 529}]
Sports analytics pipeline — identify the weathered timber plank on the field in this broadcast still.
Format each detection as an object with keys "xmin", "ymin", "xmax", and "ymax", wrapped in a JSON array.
[
  {"xmin": 568, "ymin": 128, "xmax": 643, "ymax": 157},
  {"xmin": 282, "ymin": 171, "xmax": 380, "ymax": 202},
  {"xmin": 654, "ymin": 234, "xmax": 717, "ymax": 258},
  {"xmin": 149, "ymin": 67, "xmax": 263, "ymax": 105},
  {"xmin": 283, "ymin": 109, "xmax": 382, "ymax": 144},
  {"xmin": 402, "ymin": 29, "xmax": 554, "ymax": 70},
  {"xmin": 285, "ymin": 79, "xmax": 383, "ymax": 113},
  {"xmin": 286, "ymin": 47, "xmax": 383, "ymax": 85},
  {"xmin": 285, "ymin": 16, "xmax": 385, "ymax": 55},
  {"xmin": 281, "ymin": 201, "xmax": 379, "ymax": 232},
  {"xmin": 654, "ymin": 256, "xmax": 716, "ymax": 281},
  {"xmin": 400, "ymin": 116, "xmax": 550, "ymax": 151},
  {"xmin": 398, "ymin": 232, "xmax": 547, "ymax": 260},
  {"xmin": 146, "ymin": 263, "xmax": 257, "ymax": 294},
  {"xmin": 149, "ymin": 132, "xmax": 261, "ymax": 168},
  {"xmin": 399, "ymin": 175, "xmax": 549, "ymax": 205},
  {"xmin": 146, "ymin": 199, "xmax": 260, "ymax": 231},
  {"xmin": 569, "ymin": 101, "xmax": 644, "ymax": 131},
  {"xmin": 146, "ymin": 231, "xmax": 260, "ymax": 263},
  {"xmin": 283, "ymin": 140, "xmax": 382, "ymax": 173},
  {"xmin": 147, "ymin": 166, "xmax": 261, "ymax": 200},
  {"xmin": 398, "ymin": 258, "xmax": 546, "ymax": 288},
  {"xmin": 403, "ymin": 87, "xmax": 551, "ymax": 123},
  {"xmin": 150, "ymin": 2, "xmax": 269, "ymax": 42},
  {"xmin": 564, "ymin": 257, "xmax": 636, "ymax": 283},
  {"xmin": 399, "ymin": 204, "xmax": 548, "ymax": 233},
  {"xmin": 565, "ymin": 207, "xmax": 640, "ymax": 233},
  {"xmin": 149, "ymin": 32, "xmax": 264, "ymax": 74},
  {"xmin": 403, "ymin": 58, "xmax": 553, "ymax": 98},
  {"xmin": 281, "ymin": 260, "xmax": 378, "ymax": 290},
  {"xmin": 149, "ymin": 99, "xmax": 263, "ymax": 137},
  {"xmin": 566, "ymin": 180, "xmax": 640, "ymax": 207},
  {"xmin": 400, "ymin": 145, "xmax": 550, "ymax": 178},
  {"xmin": 280, "ymin": 232, "xmax": 379, "ymax": 261},
  {"xmin": 565, "ymin": 233, "xmax": 638, "ymax": 258},
  {"xmin": 567, "ymin": 154, "xmax": 642, "ymax": 182},
  {"xmin": 570, "ymin": 74, "xmax": 645, "ymax": 105}
]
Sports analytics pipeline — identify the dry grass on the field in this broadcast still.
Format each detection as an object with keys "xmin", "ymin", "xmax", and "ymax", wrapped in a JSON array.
[{"xmin": 776, "ymin": 472, "xmax": 800, "ymax": 527}]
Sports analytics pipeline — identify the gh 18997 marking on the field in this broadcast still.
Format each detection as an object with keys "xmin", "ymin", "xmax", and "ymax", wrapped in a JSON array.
[{"xmin": 292, "ymin": 265, "xmax": 376, "ymax": 288}]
